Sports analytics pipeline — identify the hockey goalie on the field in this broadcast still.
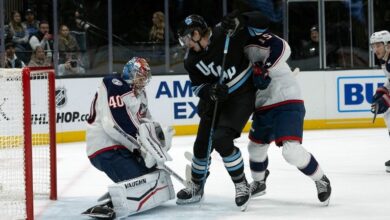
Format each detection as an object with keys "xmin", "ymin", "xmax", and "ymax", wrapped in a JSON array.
[{"xmin": 82, "ymin": 57, "xmax": 175, "ymax": 219}]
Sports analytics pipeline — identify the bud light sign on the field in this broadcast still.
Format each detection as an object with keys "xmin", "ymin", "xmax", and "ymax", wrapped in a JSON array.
[{"xmin": 337, "ymin": 76, "xmax": 385, "ymax": 112}]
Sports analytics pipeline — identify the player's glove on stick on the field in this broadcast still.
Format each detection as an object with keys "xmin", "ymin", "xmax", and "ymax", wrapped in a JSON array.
[
  {"xmin": 221, "ymin": 10, "xmax": 244, "ymax": 35},
  {"xmin": 372, "ymin": 86, "xmax": 388, "ymax": 103},
  {"xmin": 208, "ymin": 83, "xmax": 228, "ymax": 102},
  {"xmin": 371, "ymin": 93, "xmax": 390, "ymax": 114},
  {"xmin": 253, "ymin": 62, "xmax": 271, "ymax": 90}
]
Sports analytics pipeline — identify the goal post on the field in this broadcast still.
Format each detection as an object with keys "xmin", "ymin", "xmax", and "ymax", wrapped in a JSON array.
[{"xmin": 0, "ymin": 67, "xmax": 57, "ymax": 220}]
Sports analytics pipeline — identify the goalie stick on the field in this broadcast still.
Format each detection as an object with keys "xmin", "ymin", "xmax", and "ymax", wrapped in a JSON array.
[{"xmin": 161, "ymin": 164, "xmax": 187, "ymax": 186}]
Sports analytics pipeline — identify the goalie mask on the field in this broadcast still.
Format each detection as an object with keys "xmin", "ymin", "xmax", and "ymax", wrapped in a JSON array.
[{"xmin": 122, "ymin": 57, "xmax": 151, "ymax": 93}]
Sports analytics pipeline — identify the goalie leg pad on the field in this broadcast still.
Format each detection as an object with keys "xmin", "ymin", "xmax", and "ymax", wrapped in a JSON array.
[{"xmin": 108, "ymin": 169, "xmax": 175, "ymax": 219}]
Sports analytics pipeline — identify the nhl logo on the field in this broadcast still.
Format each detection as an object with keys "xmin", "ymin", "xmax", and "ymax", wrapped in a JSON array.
[{"xmin": 55, "ymin": 88, "xmax": 67, "ymax": 108}]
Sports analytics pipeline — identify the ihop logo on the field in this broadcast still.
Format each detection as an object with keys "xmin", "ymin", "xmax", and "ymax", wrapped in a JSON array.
[{"xmin": 337, "ymin": 76, "xmax": 385, "ymax": 112}]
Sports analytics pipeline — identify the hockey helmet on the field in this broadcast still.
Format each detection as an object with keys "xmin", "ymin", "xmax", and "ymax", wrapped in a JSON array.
[
  {"xmin": 122, "ymin": 57, "xmax": 151, "ymax": 91},
  {"xmin": 370, "ymin": 30, "xmax": 390, "ymax": 45},
  {"xmin": 177, "ymin": 14, "xmax": 208, "ymax": 47}
]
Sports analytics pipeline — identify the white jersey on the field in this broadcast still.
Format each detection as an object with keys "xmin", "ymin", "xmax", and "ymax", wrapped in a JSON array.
[
  {"xmin": 380, "ymin": 58, "xmax": 390, "ymax": 90},
  {"xmin": 379, "ymin": 57, "xmax": 390, "ymax": 130},
  {"xmin": 244, "ymin": 31, "xmax": 303, "ymax": 110},
  {"xmin": 86, "ymin": 75, "xmax": 151, "ymax": 158}
]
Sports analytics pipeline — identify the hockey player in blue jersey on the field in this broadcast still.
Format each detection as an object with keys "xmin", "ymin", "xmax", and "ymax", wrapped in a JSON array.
[
  {"xmin": 370, "ymin": 30, "xmax": 390, "ymax": 172},
  {"xmin": 242, "ymin": 26, "xmax": 332, "ymax": 205},
  {"xmin": 175, "ymin": 11, "xmax": 269, "ymax": 211},
  {"xmin": 83, "ymin": 57, "xmax": 175, "ymax": 219},
  {"xmin": 175, "ymin": 14, "xmax": 253, "ymax": 211}
]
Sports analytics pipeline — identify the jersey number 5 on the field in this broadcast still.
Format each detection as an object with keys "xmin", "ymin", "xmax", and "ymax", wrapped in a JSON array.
[
  {"xmin": 258, "ymin": 33, "xmax": 272, "ymax": 43},
  {"xmin": 109, "ymin": 95, "xmax": 124, "ymax": 108}
]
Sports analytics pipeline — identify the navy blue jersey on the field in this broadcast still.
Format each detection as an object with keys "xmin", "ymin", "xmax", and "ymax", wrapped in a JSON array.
[
  {"xmin": 184, "ymin": 26, "xmax": 253, "ymax": 99},
  {"xmin": 86, "ymin": 75, "xmax": 150, "ymax": 157}
]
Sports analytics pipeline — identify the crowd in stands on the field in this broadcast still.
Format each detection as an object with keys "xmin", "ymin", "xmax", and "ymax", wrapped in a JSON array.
[{"xmin": 2, "ymin": 8, "xmax": 85, "ymax": 75}]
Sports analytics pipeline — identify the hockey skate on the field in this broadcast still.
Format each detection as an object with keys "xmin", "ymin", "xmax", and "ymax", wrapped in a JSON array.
[
  {"xmin": 250, "ymin": 169, "xmax": 270, "ymax": 198},
  {"xmin": 385, "ymin": 160, "xmax": 390, "ymax": 173},
  {"xmin": 315, "ymin": 175, "xmax": 331, "ymax": 206},
  {"xmin": 82, "ymin": 200, "xmax": 115, "ymax": 219},
  {"xmin": 234, "ymin": 178, "xmax": 251, "ymax": 211},
  {"xmin": 176, "ymin": 181, "xmax": 204, "ymax": 205}
]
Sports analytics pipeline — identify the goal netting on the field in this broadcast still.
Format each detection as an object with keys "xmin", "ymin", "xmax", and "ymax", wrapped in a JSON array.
[{"xmin": 0, "ymin": 67, "xmax": 56, "ymax": 220}]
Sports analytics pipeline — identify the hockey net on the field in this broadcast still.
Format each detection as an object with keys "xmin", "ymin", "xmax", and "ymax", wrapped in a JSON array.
[{"xmin": 0, "ymin": 67, "xmax": 56, "ymax": 220}]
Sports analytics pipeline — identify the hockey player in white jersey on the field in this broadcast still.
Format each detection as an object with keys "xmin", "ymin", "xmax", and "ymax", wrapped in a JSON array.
[
  {"xmin": 370, "ymin": 30, "xmax": 390, "ymax": 172},
  {"xmin": 242, "ymin": 27, "xmax": 332, "ymax": 204},
  {"xmin": 82, "ymin": 57, "xmax": 175, "ymax": 219}
]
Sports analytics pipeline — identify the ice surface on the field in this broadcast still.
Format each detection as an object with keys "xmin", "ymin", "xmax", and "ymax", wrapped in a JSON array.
[{"xmin": 36, "ymin": 128, "xmax": 390, "ymax": 220}]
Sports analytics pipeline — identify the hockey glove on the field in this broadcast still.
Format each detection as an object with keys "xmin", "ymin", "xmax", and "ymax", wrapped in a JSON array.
[
  {"xmin": 138, "ymin": 122, "xmax": 172, "ymax": 168},
  {"xmin": 371, "ymin": 93, "xmax": 390, "ymax": 114},
  {"xmin": 372, "ymin": 86, "xmax": 389, "ymax": 103},
  {"xmin": 221, "ymin": 10, "xmax": 244, "ymax": 35},
  {"xmin": 253, "ymin": 62, "xmax": 271, "ymax": 90},
  {"xmin": 209, "ymin": 83, "xmax": 229, "ymax": 102}
]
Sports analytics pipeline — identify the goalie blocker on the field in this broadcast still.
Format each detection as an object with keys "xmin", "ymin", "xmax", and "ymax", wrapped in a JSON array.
[
  {"xmin": 83, "ymin": 169, "xmax": 175, "ymax": 219},
  {"xmin": 137, "ymin": 122, "xmax": 173, "ymax": 168}
]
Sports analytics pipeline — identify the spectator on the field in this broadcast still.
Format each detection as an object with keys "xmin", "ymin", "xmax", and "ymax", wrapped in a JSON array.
[
  {"xmin": 29, "ymin": 21, "xmax": 53, "ymax": 60},
  {"xmin": 149, "ymin": 11, "xmax": 165, "ymax": 43},
  {"xmin": 7, "ymin": 10, "xmax": 30, "ymax": 63},
  {"xmin": 28, "ymin": 46, "xmax": 51, "ymax": 67},
  {"xmin": 4, "ymin": 42, "xmax": 25, "ymax": 68},
  {"xmin": 22, "ymin": 9, "xmax": 40, "ymax": 37},
  {"xmin": 58, "ymin": 58, "xmax": 85, "ymax": 76},
  {"xmin": 300, "ymin": 25, "xmax": 319, "ymax": 58},
  {"xmin": 149, "ymin": 11, "xmax": 175, "ymax": 43},
  {"xmin": 58, "ymin": 24, "xmax": 80, "ymax": 64}
]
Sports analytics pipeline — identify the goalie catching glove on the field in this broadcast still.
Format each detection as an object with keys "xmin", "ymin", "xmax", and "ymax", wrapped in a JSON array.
[{"xmin": 138, "ymin": 122, "xmax": 172, "ymax": 168}]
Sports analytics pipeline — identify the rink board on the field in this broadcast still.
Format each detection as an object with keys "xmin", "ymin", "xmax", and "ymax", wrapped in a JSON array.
[{"xmin": 1, "ymin": 69, "xmax": 386, "ymax": 143}]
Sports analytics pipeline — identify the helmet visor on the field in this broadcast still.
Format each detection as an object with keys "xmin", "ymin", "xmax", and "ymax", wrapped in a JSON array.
[{"xmin": 178, "ymin": 34, "xmax": 192, "ymax": 47}]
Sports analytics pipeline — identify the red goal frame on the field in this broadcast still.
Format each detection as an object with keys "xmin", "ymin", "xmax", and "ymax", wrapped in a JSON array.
[{"xmin": 22, "ymin": 66, "xmax": 57, "ymax": 220}]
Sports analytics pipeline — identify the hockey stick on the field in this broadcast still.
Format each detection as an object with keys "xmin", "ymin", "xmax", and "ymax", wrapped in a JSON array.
[
  {"xmin": 184, "ymin": 151, "xmax": 193, "ymax": 162},
  {"xmin": 161, "ymin": 164, "xmax": 188, "ymax": 187},
  {"xmin": 372, "ymin": 102, "xmax": 379, "ymax": 123},
  {"xmin": 185, "ymin": 164, "xmax": 192, "ymax": 182},
  {"xmin": 201, "ymin": 32, "xmax": 232, "ymax": 189}
]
